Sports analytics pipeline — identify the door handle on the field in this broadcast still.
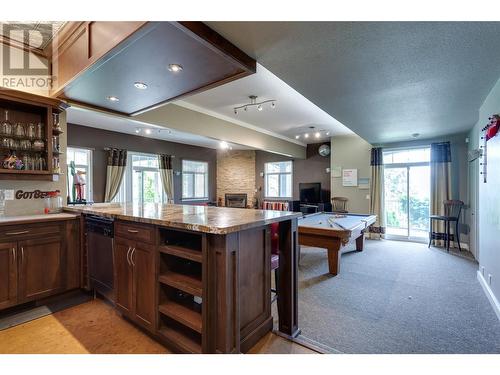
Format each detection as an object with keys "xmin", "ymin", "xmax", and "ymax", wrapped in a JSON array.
[
  {"xmin": 126, "ymin": 246, "xmax": 132, "ymax": 266},
  {"xmin": 127, "ymin": 229, "xmax": 139, "ymax": 234},
  {"xmin": 5, "ymin": 230, "xmax": 30, "ymax": 236},
  {"xmin": 130, "ymin": 248, "xmax": 136, "ymax": 267},
  {"xmin": 20, "ymin": 247, "xmax": 24, "ymax": 264},
  {"xmin": 12, "ymin": 247, "xmax": 16, "ymax": 263}
]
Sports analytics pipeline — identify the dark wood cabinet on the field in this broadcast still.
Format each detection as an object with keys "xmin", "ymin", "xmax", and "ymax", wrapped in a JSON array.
[
  {"xmin": 114, "ymin": 233, "xmax": 156, "ymax": 333},
  {"xmin": 0, "ymin": 219, "xmax": 79, "ymax": 311},
  {"xmin": 132, "ymin": 243, "xmax": 156, "ymax": 330},
  {"xmin": 114, "ymin": 238, "xmax": 133, "ymax": 315},
  {"xmin": 0, "ymin": 242, "xmax": 18, "ymax": 310},
  {"xmin": 17, "ymin": 236, "xmax": 65, "ymax": 302}
]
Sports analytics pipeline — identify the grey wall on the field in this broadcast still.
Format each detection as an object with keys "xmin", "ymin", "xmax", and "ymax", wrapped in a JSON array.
[
  {"xmin": 255, "ymin": 142, "xmax": 331, "ymax": 204},
  {"xmin": 468, "ymin": 76, "xmax": 500, "ymax": 313},
  {"xmin": 67, "ymin": 124, "xmax": 217, "ymax": 204},
  {"xmin": 330, "ymin": 135, "xmax": 372, "ymax": 214}
]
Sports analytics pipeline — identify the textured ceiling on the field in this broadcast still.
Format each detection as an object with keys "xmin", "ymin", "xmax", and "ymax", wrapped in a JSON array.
[
  {"xmin": 206, "ymin": 22, "xmax": 500, "ymax": 143},
  {"xmin": 0, "ymin": 21, "xmax": 65, "ymax": 50}
]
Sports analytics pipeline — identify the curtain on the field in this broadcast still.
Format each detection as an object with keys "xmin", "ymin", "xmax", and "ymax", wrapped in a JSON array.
[
  {"xmin": 104, "ymin": 149, "xmax": 127, "ymax": 202},
  {"xmin": 159, "ymin": 154, "xmax": 174, "ymax": 203},
  {"xmin": 430, "ymin": 142, "xmax": 452, "ymax": 247},
  {"xmin": 368, "ymin": 147, "xmax": 386, "ymax": 239}
]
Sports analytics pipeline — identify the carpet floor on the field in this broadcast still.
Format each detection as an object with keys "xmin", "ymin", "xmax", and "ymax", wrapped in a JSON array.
[{"xmin": 297, "ymin": 239, "xmax": 500, "ymax": 353}]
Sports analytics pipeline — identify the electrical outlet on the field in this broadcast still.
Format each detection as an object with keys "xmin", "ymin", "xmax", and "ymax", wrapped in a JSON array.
[
  {"xmin": 365, "ymin": 194, "xmax": 370, "ymax": 200},
  {"xmin": 488, "ymin": 274, "xmax": 492, "ymax": 285}
]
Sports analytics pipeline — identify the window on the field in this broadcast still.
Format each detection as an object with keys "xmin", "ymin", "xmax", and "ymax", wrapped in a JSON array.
[
  {"xmin": 67, "ymin": 147, "xmax": 93, "ymax": 202},
  {"xmin": 182, "ymin": 160, "xmax": 208, "ymax": 200},
  {"xmin": 265, "ymin": 161, "xmax": 292, "ymax": 198},
  {"xmin": 383, "ymin": 147, "xmax": 430, "ymax": 165},
  {"xmin": 114, "ymin": 152, "xmax": 165, "ymax": 204}
]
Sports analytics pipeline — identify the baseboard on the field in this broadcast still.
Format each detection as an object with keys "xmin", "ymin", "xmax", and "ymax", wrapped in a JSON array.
[{"xmin": 477, "ymin": 270, "xmax": 500, "ymax": 321}]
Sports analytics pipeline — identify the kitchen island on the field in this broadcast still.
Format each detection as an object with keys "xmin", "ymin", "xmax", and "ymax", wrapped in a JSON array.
[{"xmin": 64, "ymin": 203, "xmax": 301, "ymax": 353}]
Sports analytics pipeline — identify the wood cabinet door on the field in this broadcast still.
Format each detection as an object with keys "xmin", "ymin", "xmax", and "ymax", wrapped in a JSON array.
[
  {"xmin": 114, "ymin": 238, "xmax": 133, "ymax": 316},
  {"xmin": 131, "ymin": 243, "xmax": 156, "ymax": 332},
  {"xmin": 18, "ymin": 236, "xmax": 65, "ymax": 302},
  {"xmin": 0, "ymin": 242, "xmax": 18, "ymax": 310}
]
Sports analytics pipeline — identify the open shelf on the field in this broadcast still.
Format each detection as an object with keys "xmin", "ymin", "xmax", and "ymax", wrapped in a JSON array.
[
  {"xmin": 158, "ymin": 272, "xmax": 202, "ymax": 297},
  {"xmin": 158, "ymin": 326, "xmax": 202, "ymax": 354},
  {"xmin": 159, "ymin": 300, "xmax": 202, "ymax": 333},
  {"xmin": 158, "ymin": 245, "xmax": 202, "ymax": 263}
]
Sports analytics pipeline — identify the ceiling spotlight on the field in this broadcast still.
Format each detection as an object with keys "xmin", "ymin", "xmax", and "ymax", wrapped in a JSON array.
[
  {"xmin": 234, "ymin": 109, "xmax": 238, "ymax": 114},
  {"xmin": 295, "ymin": 135, "xmax": 300, "ymax": 139},
  {"xmin": 106, "ymin": 96, "xmax": 119, "ymax": 102},
  {"xmin": 134, "ymin": 82, "xmax": 148, "ymax": 90},
  {"xmin": 315, "ymin": 132, "xmax": 321, "ymax": 138},
  {"xmin": 135, "ymin": 128, "xmax": 141, "ymax": 134},
  {"xmin": 326, "ymin": 131, "xmax": 330, "ymax": 136},
  {"xmin": 168, "ymin": 64, "xmax": 183, "ymax": 72},
  {"xmin": 145, "ymin": 129, "xmax": 152, "ymax": 135},
  {"xmin": 220, "ymin": 141, "xmax": 229, "ymax": 149},
  {"xmin": 304, "ymin": 133, "xmax": 309, "ymax": 138},
  {"xmin": 233, "ymin": 95, "xmax": 277, "ymax": 114}
]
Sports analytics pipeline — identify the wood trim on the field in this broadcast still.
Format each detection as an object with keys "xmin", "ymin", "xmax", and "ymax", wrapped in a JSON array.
[
  {"xmin": 50, "ymin": 22, "xmax": 149, "ymax": 98},
  {"xmin": 175, "ymin": 22, "xmax": 256, "ymax": 73},
  {"xmin": 0, "ymin": 87, "xmax": 68, "ymax": 110}
]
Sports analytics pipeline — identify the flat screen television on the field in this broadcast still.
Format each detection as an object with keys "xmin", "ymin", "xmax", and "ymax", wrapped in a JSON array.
[{"xmin": 299, "ymin": 183, "xmax": 321, "ymax": 204}]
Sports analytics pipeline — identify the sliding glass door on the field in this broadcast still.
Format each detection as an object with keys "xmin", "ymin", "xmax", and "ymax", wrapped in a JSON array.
[{"xmin": 383, "ymin": 148, "xmax": 430, "ymax": 241}]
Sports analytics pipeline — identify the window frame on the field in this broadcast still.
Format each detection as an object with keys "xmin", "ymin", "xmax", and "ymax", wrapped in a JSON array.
[
  {"xmin": 116, "ymin": 152, "xmax": 166, "ymax": 204},
  {"xmin": 66, "ymin": 146, "xmax": 93, "ymax": 202},
  {"xmin": 264, "ymin": 160, "xmax": 293, "ymax": 199},
  {"xmin": 181, "ymin": 159, "xmax": 209, "ymax": 201}
]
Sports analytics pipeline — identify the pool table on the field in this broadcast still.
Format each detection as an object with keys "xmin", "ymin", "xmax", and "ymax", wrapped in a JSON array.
[{"xmin": 298, "ymin": 212, "xmax": 377, "ymax": 275}]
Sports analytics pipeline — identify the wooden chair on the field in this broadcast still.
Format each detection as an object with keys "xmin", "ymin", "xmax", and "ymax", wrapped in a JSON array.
[
  {"xmin": 428, "ymin": 200, "xmax": 464, "ymax": 252},
  {"xmin": 331, "ymin": 197, "xmax": 349, "ymax": 213}
]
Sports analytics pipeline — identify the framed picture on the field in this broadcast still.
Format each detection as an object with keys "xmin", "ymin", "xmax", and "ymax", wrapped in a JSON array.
[{"xmin": 342, "ymin": 169, "xmax": 358, "ymax": 186}]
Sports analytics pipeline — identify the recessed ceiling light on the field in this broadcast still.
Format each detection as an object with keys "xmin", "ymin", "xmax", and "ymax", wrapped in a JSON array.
[
  {"xmin": 220, "ymin": 141, "xmax": 229, "ymax": 149},
  {"xmin": 271, "ymin": 102, "xmax": 276, "ymax": 109},
  {"xmin": 295, "ymin": 135, "xmax": 300, "ymax": 139},
  {"xmin": 326, "ymin": 131, "xmax": 330, "ymax": 136},
  {"xmin": 257, "ymin": 104, "xmax": 263, "ymax": 111},
  {"xmin": 134, "ymin": 82, "xmax": 148, "ymax": 90},
  {"xmin": 304, "ymin": 133, "xmax": 309, "ymax": 138},
  {"xmin": 135, "ymin": 128, "xmax": 141, "ymax": 133},
  {"xmin": 168, "ymin": 64, "xmax": 183, "ymax": 72},
  {"xmin": 145, "ymin": 129, "xmax": 152, "ymax": 135},
  {"xmin": 106, "ymin": 96, "xmax": 119, "ymax": 102},
  {"xmin": 315, "ymin": 132, "xmax": 321, "ymax": 138}
]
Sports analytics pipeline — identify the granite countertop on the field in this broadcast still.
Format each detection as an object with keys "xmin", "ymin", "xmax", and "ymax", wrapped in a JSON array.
[
  {"xmin": 64, "ymin": 203, "xmax": 301, "ymax": 234},
  {"xmin": 0, "ymin": 213, "xmax": 79, "ymax": 226}
]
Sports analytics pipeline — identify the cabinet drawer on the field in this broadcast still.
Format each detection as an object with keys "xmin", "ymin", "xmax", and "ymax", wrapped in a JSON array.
[
  {"xmin": 0, "ymin": 223, "xmax": 61, "ymax": 242},
  {"xmin": 115, "ymin": 221, "xmax": 155, "ymax": 244}
]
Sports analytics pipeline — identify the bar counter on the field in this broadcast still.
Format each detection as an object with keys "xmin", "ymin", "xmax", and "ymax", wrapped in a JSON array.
[
  {"xmin": 63, "ymin": 203, "xmax": 301, "ymax": 234},
  {"xmin": 64, "ymin": 203, "xmax": 301, "ymax": 353}
]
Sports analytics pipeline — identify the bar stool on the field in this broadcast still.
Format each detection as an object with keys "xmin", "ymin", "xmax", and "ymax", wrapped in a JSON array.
[
  {"xmin": 270, "ymin": 222, "xmax": 280, "ymax": 302},
  {"xmin": 428, "ymin": 200, "xmax": 464, "ymax": 252}
]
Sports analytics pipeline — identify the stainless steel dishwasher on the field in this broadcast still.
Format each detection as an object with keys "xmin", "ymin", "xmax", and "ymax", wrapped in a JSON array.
[{"xmin": 86, "ymin": 215, "xmax": 115, "ymax": 303}]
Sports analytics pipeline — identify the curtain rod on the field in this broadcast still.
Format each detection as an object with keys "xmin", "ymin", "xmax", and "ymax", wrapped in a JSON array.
[{"xmin": 103, "ymin": 147, "xmax": 175, "ymax": 157}]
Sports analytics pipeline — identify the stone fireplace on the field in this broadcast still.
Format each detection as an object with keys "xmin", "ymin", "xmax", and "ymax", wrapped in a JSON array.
[
  {"xmin": 225, "ymin": 193, "xmax": 247, "ymax": 208},
  {"xmin": 217, "ymin": 150, "xmax": 256, "ymax": 207}
]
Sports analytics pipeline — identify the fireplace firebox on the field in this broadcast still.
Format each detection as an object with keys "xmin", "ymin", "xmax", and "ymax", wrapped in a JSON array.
[{"xmin": 225, "ymin": 193, "xmax": 247, "ymax": 208}]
